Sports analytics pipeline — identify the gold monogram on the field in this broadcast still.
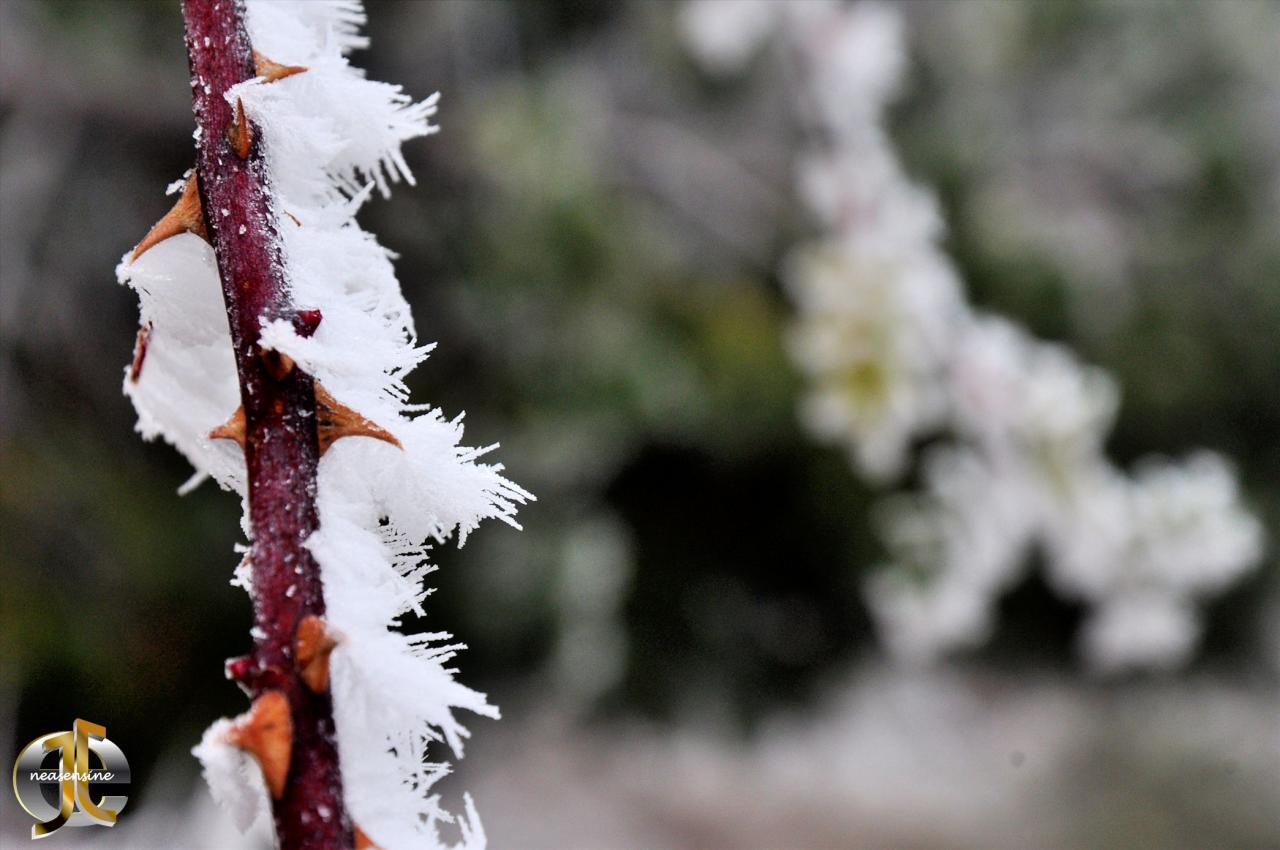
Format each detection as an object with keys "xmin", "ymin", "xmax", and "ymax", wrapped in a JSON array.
[{"xmin": 11, "ymin": 718, "xmax": 130, "ymax": 839}]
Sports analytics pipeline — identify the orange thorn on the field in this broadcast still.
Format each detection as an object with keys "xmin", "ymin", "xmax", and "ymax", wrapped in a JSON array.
[
  {"xmin": 253, "ymin": 50, "xmax": 307, "ymax": 83},
  {"xmin": 284, "ymin": 210, "xmax": 302, "ymax": 227},
  {"xmin": 209, "ymin": 406, "xmax": 247, "ymax": 449},
  {"xmin": 227, "ymin": 97, "xmax": 252, "ymax": 158},
  {"xmin": 130, "ymin": 174, "xmax": 209, "ymax": 261},
  {"xmin": 314, "ymin": 383, "xmax": 402, "ymax": 456},
  {"xmin": 225, "ymin": 690, "xmax": 293, "ymax": 800},
  {"xmin": 354, "ymin": 825, "xmax": 381, "ymax": 850},
  {"xmin": 261, "ymin": 347, "xmax": 296, "ymax": 381},
  {"xmin": 294, "ymin": 614, "xmax": 339, "ymax": 693}
]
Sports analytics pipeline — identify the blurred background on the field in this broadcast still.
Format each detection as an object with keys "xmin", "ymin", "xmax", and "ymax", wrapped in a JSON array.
[{"xmin": 1, "ymin": 1, "xmax": 1277, "ymax": 848}]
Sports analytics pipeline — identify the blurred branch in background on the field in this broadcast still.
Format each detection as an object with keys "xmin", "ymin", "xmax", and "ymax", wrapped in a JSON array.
[
  {"xmin": 2, "ymin": 1, "xmax": 1278, "ymax": 848},
  {"xmin": 681, "ymin": 0, "xmax": 1265, "ymax": 673}
]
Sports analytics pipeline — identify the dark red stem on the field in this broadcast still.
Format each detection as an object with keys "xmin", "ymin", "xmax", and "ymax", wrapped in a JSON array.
[{"xmin": 181, "ymin": 1, "xmax": 351, "ymax": 847}]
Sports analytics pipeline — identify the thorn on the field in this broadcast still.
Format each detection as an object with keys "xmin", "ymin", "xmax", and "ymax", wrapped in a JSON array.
[
  {"xmin": 354, "ymin": 825, "xmax": 381, "ymax": 850},
  {"xmin": 226, "ymin": 655, "xmax": 289, "ymax": 696},
  {"xmin": 260, "ymin": 346, "xmax": 296, "ymax": 381},
  {"xmin": 314, "ymin": 383, "xmax": 402, "ymax": 456},
  {"xmin": 294, "ymin": 614, "xmax": 339, "ymax": 693},
  {"xmin": 128, "ymin": 322, "xmax": 152, "ymax": 383},
  {"xmin": 293, "ymin": 309, "xmax": 322, "ymax": 338},
  {"xmin": 225, "ymin": 690, "xmax": 292, "ymax": 800},
  {"xmin": 284, "ymin": 210, "xmax": 303, "ymax": 227},
  {"xmin": 209, "ymin": 406, "xmax": 247, "ymax": 448},
  {"xmin": 253, "ymin": 50, "xmax": 307, "ymax": 83},
  {"xmin": 130, "ymin": 175, "xmax": 208, "ymax": 261},
  {"xmin": 224, "ymin": 655, "xmax": 259, "ymax": 696},
  {"xmin": 225, "ymin": 655, "xmax": 256, "ymax": 682},
  {"xmin": 227, "ymin": 97, "xmax": 252, "ymax": 158}
]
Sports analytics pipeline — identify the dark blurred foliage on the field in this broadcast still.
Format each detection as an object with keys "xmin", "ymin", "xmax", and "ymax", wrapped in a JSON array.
[{"xmin": 2, "ymin": 0, "xmax": 1277, "ymax": 824}]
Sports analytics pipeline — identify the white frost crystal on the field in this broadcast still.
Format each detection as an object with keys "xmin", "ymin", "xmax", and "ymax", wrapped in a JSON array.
[
  {"xmin": 192, "ymin": 720, "xmax": 269, "ymax": 834},
  {"xmin": 118, "ymin": 2, "xmax": 527, "ymax": 846}
]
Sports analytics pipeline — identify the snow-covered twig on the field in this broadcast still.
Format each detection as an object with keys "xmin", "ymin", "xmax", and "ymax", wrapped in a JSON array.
[{"xmin": 118, "ymin": 2, "xmax": 528, "ymax": 848}]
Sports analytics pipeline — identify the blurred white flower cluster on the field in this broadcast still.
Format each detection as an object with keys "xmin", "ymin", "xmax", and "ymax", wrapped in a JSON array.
[{"xmin": 680, "ymin": 0, "xmax": 1263, "ymax": 673}]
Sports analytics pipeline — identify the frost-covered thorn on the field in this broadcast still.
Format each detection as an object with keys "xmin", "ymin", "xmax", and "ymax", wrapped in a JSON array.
[
  {"xmin": 314, "ymin": 383, "xmax": 402, "ymax": 455},
  {"xmin": 260, "ymin": 346, "xmax": 296, "ymax": 381},
  {"xmin": 129, "ymin": 174, "xmax": 209, "ymax": 261},
  {"xmin": 211, "ymin": 388, "xmax": 399, "ymax": 455},
  {"xmin": 227, "ymin": 97, "xmax": 252, "ymax": 158},
  {"xmin": 292, "ymin": 309, "xmax": 322, "ymax": 338},
  {"xmin": 224, "ymin": 690, "xmax": 293, "ymax": 801},
  {"xmin": 128, "ymin": 322, "xmax": 152, "ymax": 383},
  {"xmin": 253, "ymin": 50, "xmax": 307, "ymax": 84},
  {"xmin": 293, "ymin": 614, "xmax": 339, "ymax": 693},
  {"xmin": 208, "ymin": 405, "xmax": 247, "ymax": 448}
]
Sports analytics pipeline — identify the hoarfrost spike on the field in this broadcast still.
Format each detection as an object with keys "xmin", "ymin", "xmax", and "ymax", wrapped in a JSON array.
[
  {"xmin": 293, "ymin": 614, "xmax": 339, "ymax": 693},
  {"xmin": 314, "ymin": 383, "xmax": 402, "ymax": 456},
  {"xmin": 129, "ymin": 175, "xmax": 209, "ymax": 262},
  {"xmin": 225, "ymin": 690, "xmax": 293, "ymax": 801},
  {"xmin": 209, "ymin": 406, "xmax": 247, "ymax": 448},
  {"xmin": 227, "ymin": 97, "xmax": 252, "ymax": 158},
  {"xmin": 253, "ymin": 50, "xmax": 307, "ymax": 83}
]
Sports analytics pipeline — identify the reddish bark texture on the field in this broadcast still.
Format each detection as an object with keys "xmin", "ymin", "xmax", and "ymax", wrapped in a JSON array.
[{"xmin": 181, "ymin": 1, "xmax": 351, "ymax": 847}]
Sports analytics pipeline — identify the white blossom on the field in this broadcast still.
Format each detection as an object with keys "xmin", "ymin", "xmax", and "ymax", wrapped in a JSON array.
[
  {"xmin": 1079, "ymin": 592, "xmax": 1200, "ymax": 674},
  {"xmin": 865, "ymin": 570, "xmax": 995, "ymax": 665},
  {"xmin": 949, "ymin": 315, "xmax": 1118, "ymax": 494},
  {"xmin": 789, "ymin": 1, "xmax": 905, "ymax": 139},
  {"xmin": 677, "ymin": 0, "xmax": 780, "ymax": 76},
  {"xmin": 1048, "ymin": 453, "xmax": 1262, "ymax": 669},
  {"xmin": 784, "ymin": 238, "xmax": 959, "ymax": 481},
  {"xmin": 868, "ymin": 447, "xmax": 1035, "ymax": 663}
]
